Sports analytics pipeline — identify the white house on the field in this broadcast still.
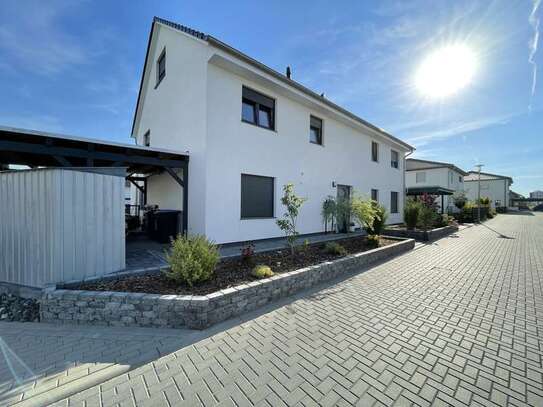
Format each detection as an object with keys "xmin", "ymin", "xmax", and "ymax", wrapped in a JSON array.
[
  {"xmin": 530, "ymin": 190, "xmax": 543, "ymax": 199},
  {"xmin": 464, "ymin": 171, "xmax": 513, "ymax": 209},
  {"xmin": 405, "ymin": 159, "xmax": 467, "ymax": 213},
  {"xmin": 131, "ymin": 17, "xmax": 414, "ymax": 244}
]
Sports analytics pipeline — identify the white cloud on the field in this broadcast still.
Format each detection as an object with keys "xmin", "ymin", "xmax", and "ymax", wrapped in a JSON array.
[{"xmin": 529, "ymin": 0, "xmax": 541, "ymax": 109}]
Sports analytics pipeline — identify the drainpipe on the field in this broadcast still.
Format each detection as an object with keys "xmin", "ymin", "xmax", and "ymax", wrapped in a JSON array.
[{"xmin": 404, "ymin": 149, "xmax": 414, "ymax": 220}]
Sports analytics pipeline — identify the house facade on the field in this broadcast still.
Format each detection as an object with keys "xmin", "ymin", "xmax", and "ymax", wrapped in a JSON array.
[
  {"xmin": 405, "ymin": 159, "xmax": 467, "ymax": 212},
  {"xmin": 131, "ymin": 17, "xmax": 413, "ymax": 244},
  {"xmin": 464, "ymin": 171, "xmax": 513, "ymax": 209}
]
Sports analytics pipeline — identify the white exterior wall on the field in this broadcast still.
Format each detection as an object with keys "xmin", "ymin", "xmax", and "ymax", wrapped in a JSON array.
[
  {"xmin": 133, "ymin": 23, "xmax": 410, "ymax": 244},
  {"xmin": 133, "ymin": 24, "xmax": 211, "ymax": 235},
  {"xmin": 464, "ymin": 179, "xmax": 509, "ymax": 208},
  {"xmin": 0, "ymin": 168, "xmax": 125, "ymax": 288},
  {"xmin": 205, "ymin": 66, "xmax": 405, "ymax": 243},
  {"xmin": 406, "ymin": 167, "xmax": 465, "ymax": 212}
]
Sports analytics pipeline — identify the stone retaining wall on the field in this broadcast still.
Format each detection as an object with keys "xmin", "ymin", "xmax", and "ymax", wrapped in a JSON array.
[
  {"xmin": 41, "ymin": 237, "xmax": 414, "ymax": 329},
  {"xmin": 383, "ymin": 225, "xmax": 458, "ymax": 242}
]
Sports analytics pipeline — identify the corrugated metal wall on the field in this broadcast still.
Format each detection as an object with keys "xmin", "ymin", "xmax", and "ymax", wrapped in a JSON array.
[{"xmin": 0, "ymin": 168, "xmax": 125, "ymax": 288}]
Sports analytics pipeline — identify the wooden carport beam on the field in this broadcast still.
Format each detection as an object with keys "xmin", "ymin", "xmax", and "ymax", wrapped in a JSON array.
[{"xmin": 164, "ymin": 167, "xmax": 184, "ymax": 187}]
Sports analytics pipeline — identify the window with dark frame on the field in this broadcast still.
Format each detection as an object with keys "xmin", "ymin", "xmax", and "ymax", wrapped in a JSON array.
[
  {"xmin": 241, "ymin": 174, "xmax": 274, "ymax": 219},
  {"xmin": 371, "ymin": 189, "xmax": 379, "ymax": 202},
  {"xmin": 371, "ymin": 141, "xmax": 379, "ymax": 162},
  {"xmin": 143, "ymin": 130, "xmax": 150, "ymax": 147},
  {"xmin": 156, "ymin": 49, "xmax": 166, "ymax": 87},
  {"xmin": 241, "ymin": 87, "xmax": 275, "ymax": 130},
  {"xmin": 309, "ymin": 115, "xmax": 323, "ymax": 145},
  {"xmin": 391, "ymin": 191, "xmax": 399, "ymax": 213},
  {"xmin": 391, "ymin": 150, "xmax": 399, "ymax": 168}
]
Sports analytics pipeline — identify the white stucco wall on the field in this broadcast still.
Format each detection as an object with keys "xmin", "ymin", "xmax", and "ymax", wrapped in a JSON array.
[
  {"xmin": 406, "ymin": 167, "xmax": 465, "ymax": 212},
  {"xmin": 465, "ymin": 178, "xmax": 510, "ymax": 208},
  {"xmin": 204, "ymin": 65, "xmax": 407, "ymax": 243},
  {"xmin": 133, "ymin": 22, "xmax": 410, "ymax": 244}
]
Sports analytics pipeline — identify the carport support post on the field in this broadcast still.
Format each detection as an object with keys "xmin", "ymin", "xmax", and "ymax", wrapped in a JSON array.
[{"xmin": 182, "ymin": 161, "xmax": 189, "ymax": 236}]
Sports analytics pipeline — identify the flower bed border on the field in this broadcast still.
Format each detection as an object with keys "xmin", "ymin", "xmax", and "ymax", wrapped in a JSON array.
[
  {"xmin": 383, "ymin": 225, "xmax": 458, "ymax": 242},
  {"xmin": 41, "ymin": 237, "xmax": 414, "ymax": 330}
]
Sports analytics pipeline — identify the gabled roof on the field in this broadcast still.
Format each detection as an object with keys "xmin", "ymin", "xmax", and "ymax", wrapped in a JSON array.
[
  {"xmin": 131, "ymin": 17, "xmax": 414, "ymax": 151},
  {"xmin": 464, "ymin": 171, "xmax": 513, "ymax": 183},
  {"xmin": 405, "ymin": 158, "xmax": 468, "ymax": 176}
]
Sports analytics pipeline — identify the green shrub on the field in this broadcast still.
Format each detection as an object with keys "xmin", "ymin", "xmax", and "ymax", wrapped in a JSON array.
[
  {"xmin": 252, "ymin": 265, "xmax": 274, "ymax": 279},
  {"xmin": 323, "ymin": 241, "xmax": 347, "ymax": 256},
  {"xmin": 418, "ymin": 206, "xmax": 437, "ymax": 230},
  {"xmin": 276, "ymin": 183, "xmax": 307, "ymax": 255},
  {"xmin": 366, "ymin": 202, "xmax": 388, "ymax": 235},
  {"xmin": 404, "ymin": 199, "xmax": 421, "ymax": 230},
  {"xmin": 367, "ymin": 234, "xmax": 380, "ymax": 248},
  {"xmin": 351, "ymin": 194, "xmax": 378, "ymax": 230},
  {"xmin": 165, "ymin": 235, "xmax": 219, "ymax": 286},
  {"xmin": 453, "ymin": 191, "xmax": 467, "ymax": 210}
]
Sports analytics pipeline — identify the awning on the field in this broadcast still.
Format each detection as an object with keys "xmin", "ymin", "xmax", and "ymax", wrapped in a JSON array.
[{"xmin": 406, "ymin": 186, "xmax": 455, "ymax": 196}]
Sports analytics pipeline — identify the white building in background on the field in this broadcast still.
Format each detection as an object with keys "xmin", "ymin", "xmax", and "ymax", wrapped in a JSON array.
[
  {"xmin": 530, "ymin": 190, "xmax": 543, "ymax": 199},
  {"xmin": 464, "ymin": 171, "xmax": 513, "ymax": 209},
  {"xmin": 405, "ymin": 158, "xmax": 468, "ymax": 213},
  {"xmin": 131, "ymin": 17, "xmax": 414, "ymax": 244}
]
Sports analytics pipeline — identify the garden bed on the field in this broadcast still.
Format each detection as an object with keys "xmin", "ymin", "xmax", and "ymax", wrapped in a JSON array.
[
  {"xmin": 383, "ymin": 224, "xmax": 458, "ymax": 241},
  {"xmin": 71, "ymin": 236, "xmax": 398, "ymax": 296},
  {"xmin": 41, "ymin": 236, "xmax": 414, "ymax": 329}
]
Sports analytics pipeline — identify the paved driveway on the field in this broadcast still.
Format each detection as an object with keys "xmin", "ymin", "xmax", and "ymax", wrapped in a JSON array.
[{"xmin": 3, "ymin": 213, "xmax": 543, "ymax": 406}]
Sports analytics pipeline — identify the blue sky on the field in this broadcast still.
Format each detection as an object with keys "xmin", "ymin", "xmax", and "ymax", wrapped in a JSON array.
[{"xmin": 0, "ymin": 0, "xmax": 541, "ymax": 195}]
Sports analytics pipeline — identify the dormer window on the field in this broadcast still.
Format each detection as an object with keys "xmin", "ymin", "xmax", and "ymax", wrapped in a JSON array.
[{"xmin": 156, "ymin": 49, "xmax": 166, "ymax": 87}]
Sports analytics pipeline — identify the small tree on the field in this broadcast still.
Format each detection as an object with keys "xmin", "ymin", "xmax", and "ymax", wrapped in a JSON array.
[
  {"xmin": 351, "ymin": 194, "xmax": 379, "ymax": 231},
  {"xmin": 321, "ymin": 196, "xmax": 337, "ymax": 234},
  {"xmin": 276, "ymin": 183, "xmax": 307, "ymax": 255},
  {"xmin": 404, "ymin": 198, "xmax": 421, "ymax": 230},
  {"xmin": 453, "ymin": 191, "xmax": 467, "ymax": 210},
  {"xmin": 366, "ymin": 202, "xmax": 388, "ymax": 235},
  {"xmin": 335, "ymin": 196, "xmax": 353, "ymax": 233},
  {"xmin": 418, "ymin": 206, "xmax": 436, "ymax": 231}
]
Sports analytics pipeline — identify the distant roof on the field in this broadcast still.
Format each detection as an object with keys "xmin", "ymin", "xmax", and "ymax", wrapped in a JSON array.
[
  {"xmin": 131, "ymin": 17, "xmax": 414, "ymax": 151},
  {"xmin": 405, "ymin": 158, "xmax": 468, "ymax": 176},
  {"xmin": 464, "ymin": 171, "xmax": 513, "ymax": 183}
]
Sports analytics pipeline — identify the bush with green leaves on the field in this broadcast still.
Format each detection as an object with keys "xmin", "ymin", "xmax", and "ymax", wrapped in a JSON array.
[
  {"xmin": 351, "ymin": 194, "xmax": 379, "ymax": 231},
  {"xmin": 366, "ymin": 202, "xmax": 388, "ymax": 235},
  {"xmin": 252, "ymin": 265, "xmax": 274, "ymax": 279},
  {"xmin": 276, "ymin": 183, "xmax": 307, "ymax": 255},
  {"xmin": 366, "ymin": 235, "xmax": 380, "ymax": 248},
  {"xmin": 335, "ymin": 196, "xmax": 353, "ymax": 232},
  {"xmin": 323, "ymin": 241, "xmax": 347, "ymax": 256},
  {"xmin": 418, "ymin": 206, "xmax": 437, "ymax": 230},
  {"xmin": 404, "ymin": 199, "xmax": 421, "ymax": 230},
  {"xmin": 453, "ymin": 191, "xmax": 467, "ymax": 210},
  {"xmin": 479, "ymin": 197, "xmax": 491, "ymax": 206},
  {"xmin": 165, "ymin": 235, "xmax": 219, "ymax": 286}
]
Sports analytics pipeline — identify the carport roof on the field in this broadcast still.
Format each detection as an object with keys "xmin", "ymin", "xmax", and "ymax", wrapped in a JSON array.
[
  {"xmin": 406, "ymin": 186, "xmax": 455, "ymax": 196},
  {"xmin": 0, "ymin": 125, "xmax": 189, "ymax": 174}
]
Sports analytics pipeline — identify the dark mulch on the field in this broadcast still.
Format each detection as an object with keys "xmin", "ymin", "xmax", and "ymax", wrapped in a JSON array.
[{"xmin": 75, "ymin": 236, "xmax": 397, "ymax": 296}]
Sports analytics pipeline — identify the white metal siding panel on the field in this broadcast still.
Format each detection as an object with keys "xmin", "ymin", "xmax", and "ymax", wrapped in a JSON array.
[{"xmin": 0, "ymin": 168, "xmax": 125, "ymax": 288}]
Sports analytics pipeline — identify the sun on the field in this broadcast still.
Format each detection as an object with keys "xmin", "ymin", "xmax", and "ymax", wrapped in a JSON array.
[{"xmin": 415, "ymin": 44, "xmax": 477, "ymax": 98}]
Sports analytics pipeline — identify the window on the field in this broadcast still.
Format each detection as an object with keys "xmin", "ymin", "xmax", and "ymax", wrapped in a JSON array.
[
  {"xmin": 241, "ymin": 87, "xmax": 275, "ymax": 130},
  {"xmin": 416, "ymin": 171, "xmax": 426, "ymax": 183},
  {"xmin": 371, "ymin": 141, "xmax": 379, "ymax": 162},
  {"xmin": 449, "ymin": 171, "xmax": 454, "ymax": 184},
  {"xmin": 309, "ymin": 116, "xmax": 323, "ymax": 145},
  {"xmin": 143, "ymin": 130, "xmax": 150, "ymax": 147},
  {"xmin": 156, "ymin": 49, "xmax": 166, "ymax": 87},
  {"xmin": 391, "ymin": 150, "xmax": 399, "ymax": 168},
  {"xmin": 391, "ymin": 191, "xmax": 399, "ymax": 213},
  {"xmin": 371, "ymin": 189, "xmax": 379, "ymax": 202},
  {"xmin": 459, "ymin": 176, "xmax": 462, "ymax": 182},
  {"xmin": 241, "ymin": 174, "xmax": 274, "ymax": 218}
]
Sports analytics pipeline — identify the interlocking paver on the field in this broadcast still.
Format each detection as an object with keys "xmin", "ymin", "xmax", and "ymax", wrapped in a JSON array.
[{"xmin": 4, "ymin": 213, "xmax": 543, "ymax": 406}]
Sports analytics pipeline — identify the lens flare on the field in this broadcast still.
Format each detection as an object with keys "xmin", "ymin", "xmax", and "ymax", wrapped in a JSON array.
[{"xmin": 415, "ymin": 44, "xmax": 477, "ymax": 98}]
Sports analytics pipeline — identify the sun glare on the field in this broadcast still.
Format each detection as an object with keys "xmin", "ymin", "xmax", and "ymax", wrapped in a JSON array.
[{"xmin": 415, "ymin": 44, "xmax": 477, "ymax": 98}]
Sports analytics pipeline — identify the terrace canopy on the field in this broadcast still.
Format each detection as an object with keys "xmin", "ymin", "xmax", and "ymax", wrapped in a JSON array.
[
  {"xmin": 406, "ymin": 186, "xmax": 455, "ymax": 214},
  {"xmin": 0, "ymin": 125, "xmax": 190, "ymax": 233}
]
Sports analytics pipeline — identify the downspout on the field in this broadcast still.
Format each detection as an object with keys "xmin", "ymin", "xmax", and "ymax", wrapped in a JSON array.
[{"xmin": 403, "ymin": 149, "xmax": 414, "ymax": 222}]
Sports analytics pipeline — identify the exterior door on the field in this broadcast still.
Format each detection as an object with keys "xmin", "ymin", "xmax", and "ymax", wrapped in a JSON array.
[{"xmin": 336, "ymin": 184, "xmax": 351, "ymax": 233}]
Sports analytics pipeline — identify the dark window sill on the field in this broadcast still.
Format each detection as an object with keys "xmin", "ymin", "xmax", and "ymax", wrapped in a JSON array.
[{"xmin": 241, "ymin": 216, "xmax": 276, "ymax": 220}]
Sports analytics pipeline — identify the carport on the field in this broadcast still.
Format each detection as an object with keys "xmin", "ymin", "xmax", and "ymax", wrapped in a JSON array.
[
  {"xmin": 0, "ymin": 126, "xmax": 189, "ymax": 234},
  {"xmin": 406, "ymin": 186, "xmax": 455, "ymax": 214}
]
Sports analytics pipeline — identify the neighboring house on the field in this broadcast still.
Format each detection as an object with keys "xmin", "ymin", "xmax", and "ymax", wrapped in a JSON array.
[
  {"xmin": 131, "ymin": 17, "xmax": 414, "ymax": 244},
  {"xmin": 464, "ymin": 171, "xmax": 513, "ymax": 209},
  {"xmin": 405, "ymin": 158, "xmax": 468, "ymax": 213},
  {"xmin": 530, "ymin": 190, "xmax": 543, "ymax": 199}
]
